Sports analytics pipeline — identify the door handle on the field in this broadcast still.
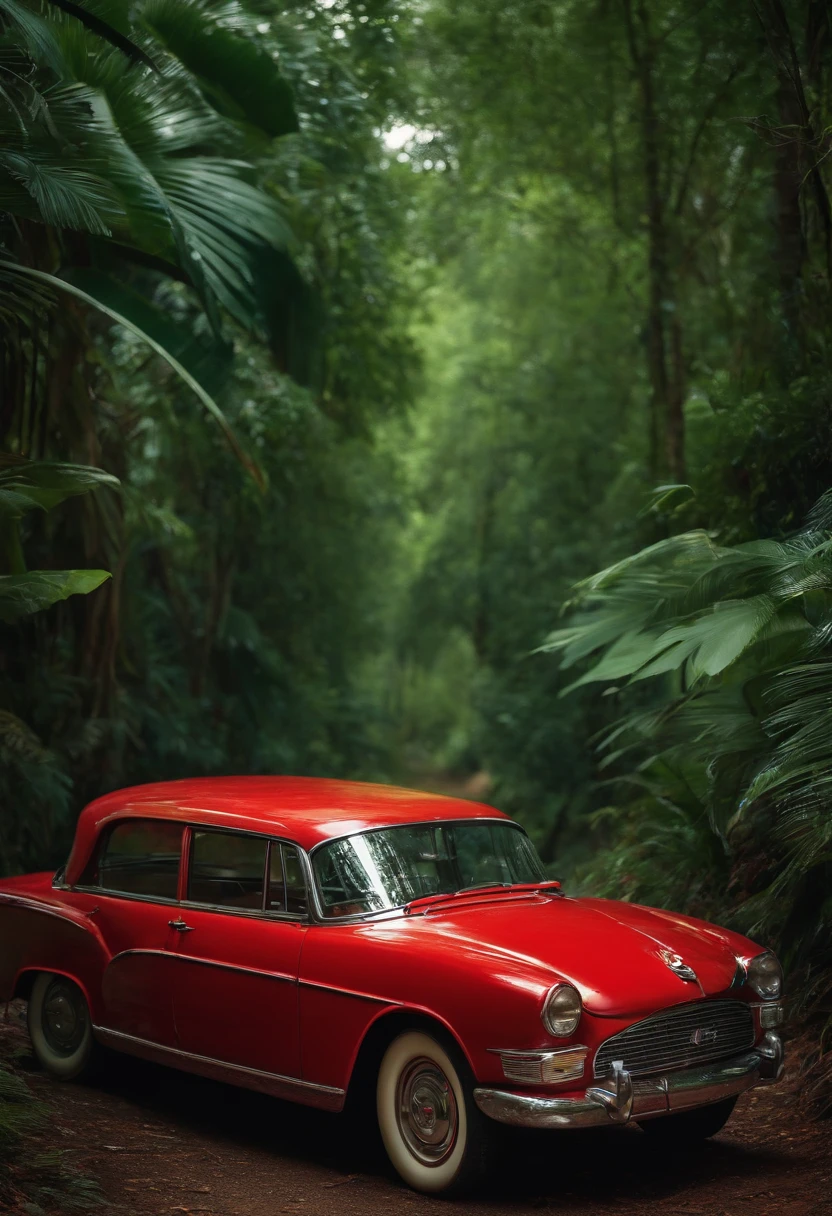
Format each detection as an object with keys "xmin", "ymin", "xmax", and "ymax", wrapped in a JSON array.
[{"xmin": 168, "ymin": 918, "xmax": 194, "ymax": 932}]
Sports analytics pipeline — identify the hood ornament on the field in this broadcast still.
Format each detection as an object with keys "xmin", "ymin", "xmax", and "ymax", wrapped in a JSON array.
[{"xmin": 659, "ymin": 949, "xmax": 698, "ymax": 983}]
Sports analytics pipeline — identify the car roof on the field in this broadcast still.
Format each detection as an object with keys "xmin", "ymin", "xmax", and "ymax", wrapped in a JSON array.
[{"xmin": 65, "ymin": 776, "xmax": 510, "ymax": 886}]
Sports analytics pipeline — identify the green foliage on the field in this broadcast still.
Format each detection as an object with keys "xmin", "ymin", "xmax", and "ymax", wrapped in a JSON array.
[
  {"xmin": 142, "ymin": 0, "xmax": 299, "ymax": 138},
  {"xmin": 547, "ymin": 498, "xmax": 832, "ymax": 1099},
  {"xmin": 0, "ymin": 0, "xmax": 299, "ymax": 459},
  {"xmin": 4, "ymin": 0, "xmax": 832, "ymax": 1130},
  {"xmin": 0, "ymin": 1058, "xmax": 103, "ymax": 1209},
  {"xmin": 0, "ymin": 0, "xmax": 415, "ymax": 881},
  {"xmin": 0, "ymin": 569, "xmax": 111, "ymax": 620},
  {"xmin": 377, "ymin": 0, "xmax": 832, "ymax": 1096},
  {"xmin": 0, "ymin": 455, "xmax": 118, "ymax": 514}
]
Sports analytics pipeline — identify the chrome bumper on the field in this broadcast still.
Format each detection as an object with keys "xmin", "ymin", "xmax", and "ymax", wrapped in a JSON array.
[{"xmin": 474, "ymin": 1032, "xmax": 784, "ymax": 1130}]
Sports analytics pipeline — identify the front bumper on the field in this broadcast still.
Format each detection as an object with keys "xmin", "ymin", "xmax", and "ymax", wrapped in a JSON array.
[{"xmin": 474, "ymin": 1031, "xmax": 784, "ymax": 1129}]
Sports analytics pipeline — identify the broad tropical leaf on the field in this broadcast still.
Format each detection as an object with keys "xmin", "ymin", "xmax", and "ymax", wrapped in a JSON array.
[
  {"xmin": 0, "ymin": 570, "xmax": 111, "ymax": 621},
  {"xmin": 141, "ymin": 0, "xmax": 298, "ymax": 137},
  {"xmin": 0, "ymin": 454, "xmax": 120, "ymax": 514}
]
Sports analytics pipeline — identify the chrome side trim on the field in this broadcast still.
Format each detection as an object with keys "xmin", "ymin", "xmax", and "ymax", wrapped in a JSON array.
[
  {"xmin": 73, "ymin": 885, "xmax": 180, "ymax": 908},
  {"xmin": 92, "ymin": 1026, "xmax": 345, "ymax": 1112},
  {"xmin": 474, "ymin": 1048, "xmax": 766, "ymax": 1130},
  {"xmin": 0, "ymin": 893, "xmax": 86, "ymax": 925},
  {"xmin": 107, "ymin": 948, "xmax": 297, "ymax": 985},
  {"xmin": 177, "ymin": 900, "xmax": 306, "ymax": 924},
  {"xmin": 297, "ymin": 977, "xmax": 402, "ymax": 1005},
  {"xmin": 106, "ymin": 950, "xmax": 399, "ymax": 1004},
  {"xmin": 72, "ymin": 884, "xmax": 308, "ymax": 923}
]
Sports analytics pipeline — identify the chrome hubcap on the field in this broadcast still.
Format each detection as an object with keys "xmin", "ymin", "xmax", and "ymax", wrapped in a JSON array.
[
  {"xmin": 42, "ymin": 980, "xmax": 86, "ymax": 1056},
  {"xmin": 396, "ymin": 1057, "xmax": 458, "ymax": 1166}
]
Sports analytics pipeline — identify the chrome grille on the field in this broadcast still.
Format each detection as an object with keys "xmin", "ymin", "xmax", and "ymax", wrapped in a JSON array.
[{"xmin": 594, "ymin": 1000, "xmax": 755, "ymax": 1079}]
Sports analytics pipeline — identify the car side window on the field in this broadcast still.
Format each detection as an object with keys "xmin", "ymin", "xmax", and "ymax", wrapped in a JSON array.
[
  {"xmin": 267, "ymin": 842, "xmax": 308, "ymax": 916},
  {"xmin": 86, "ymin": 819, "xmax": 184, "ymax": 900},
  {"xmin": 188, "ymin": 830, "xmax": 267, "ymax": 911}
]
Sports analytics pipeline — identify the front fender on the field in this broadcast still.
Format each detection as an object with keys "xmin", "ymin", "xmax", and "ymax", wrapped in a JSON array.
[{"xmin": 297, "ymin": 920, "xmax": 556, "ymax": 1092}]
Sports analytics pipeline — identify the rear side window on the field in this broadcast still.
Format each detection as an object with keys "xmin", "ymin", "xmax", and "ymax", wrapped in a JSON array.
[{"xmin": 88, "ymin": 820, "xmax": 183, "ymax": 899}]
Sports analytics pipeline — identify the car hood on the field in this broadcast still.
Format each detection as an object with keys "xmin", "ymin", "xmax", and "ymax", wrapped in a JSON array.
[{"xmin": 403, "ymin": 893, "xmax": 752, "ymax": 1017}]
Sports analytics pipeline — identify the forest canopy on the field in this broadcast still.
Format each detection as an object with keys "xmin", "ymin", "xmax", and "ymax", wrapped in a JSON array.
[{"xmin": 2, "ymin": 0, "xmax": 832, "ymax": 1119}]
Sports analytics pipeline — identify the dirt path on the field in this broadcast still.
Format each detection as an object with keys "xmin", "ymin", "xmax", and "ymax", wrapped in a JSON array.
[{"xmin": 3, "ymin": 1003, "xmax": 830, "ymax": 1216}]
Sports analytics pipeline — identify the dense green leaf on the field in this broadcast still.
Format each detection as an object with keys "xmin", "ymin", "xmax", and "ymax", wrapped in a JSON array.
[
  {"xmin": 0, "ymin": 453, "xmax": 119, "ymax": 514},
  {"xmin": 141, "ymin": 0, "xmax": 298, "ymax": 137},
  {"xmin": 0, "ymin": 569, "xmax": 111, "ymax": 621}
]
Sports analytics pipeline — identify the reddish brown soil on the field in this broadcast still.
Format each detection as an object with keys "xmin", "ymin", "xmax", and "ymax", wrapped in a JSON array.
[{"xmin": 2, "ymin": 1001, "xmax": 830, "ymax": 1216}]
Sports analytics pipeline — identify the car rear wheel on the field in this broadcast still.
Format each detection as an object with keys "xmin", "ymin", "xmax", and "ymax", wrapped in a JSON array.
[
  {"xmin": 639, "ymin": 1095, "xmax": 737, "ymax": 1142},
  {"xmin": 27, "ymin": 973, "xmax": 96, "ymax": 1081},
  {"xmin": 376, "ymin": 1030, "xmax": 491, "ymax": 1194}
]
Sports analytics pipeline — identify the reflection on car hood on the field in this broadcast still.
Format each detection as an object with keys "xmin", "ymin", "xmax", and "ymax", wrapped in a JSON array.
[{"xmin": 405, "ymin": 893, "xmax": 750, "ymax": 1016}]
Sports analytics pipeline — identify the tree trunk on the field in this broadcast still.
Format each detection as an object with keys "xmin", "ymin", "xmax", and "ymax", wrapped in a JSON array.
[
  {"xmin": 622, "ymin": 0, "xmax": 685, "ymax": 483},
  {"xmin": 755, "ymin": 0, "xmax": 832, "ymax": 342}
]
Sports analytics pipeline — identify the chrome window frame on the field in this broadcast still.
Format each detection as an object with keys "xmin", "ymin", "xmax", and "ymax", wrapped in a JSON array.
[
  {"xmin": 73, "ymin": 816, "xmax": 186, "ymax": 905},
  {"xmin": 67, "ymin": 812, "xmax": 542, "ymax": 928},
  {"xmin": 181, "ymin": 827, "xmax": 309, "ymax": 922},
  {"xmin": 306, "ymin": 817, "xmax": 543, "ymax": 925},
  {"xmin": 72, "ymin": 816, "xmax": 314, "ymax": 925}
]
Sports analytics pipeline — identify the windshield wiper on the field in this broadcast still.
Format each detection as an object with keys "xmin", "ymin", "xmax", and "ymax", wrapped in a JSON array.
[{"xmin": 457, "ymin": 881, "xmax": 514, "ymax": 893}]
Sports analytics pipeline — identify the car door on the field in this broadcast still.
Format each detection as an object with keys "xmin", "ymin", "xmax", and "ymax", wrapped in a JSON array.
[
  {"xmin": 72, "ymin": 816, "xmax": 185, "ymax": 1046},
  {"xmin": 167, "ymin": 828, "xmax": 307, "ymax": 1080}
]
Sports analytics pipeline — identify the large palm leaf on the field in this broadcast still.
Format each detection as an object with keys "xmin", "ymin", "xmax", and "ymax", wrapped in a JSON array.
[{"xmin": 0, "ymin": 0, "xmax": 300, "ymax": 468}]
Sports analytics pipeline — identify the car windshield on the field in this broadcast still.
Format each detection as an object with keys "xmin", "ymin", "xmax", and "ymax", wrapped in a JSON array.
[{"xmin": 312, "ymin": 820, "xmax": 545, "ymax": 919}]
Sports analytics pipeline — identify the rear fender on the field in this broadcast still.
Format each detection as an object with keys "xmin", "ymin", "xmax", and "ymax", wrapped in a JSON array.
[{"xmin": 0, "ymin": 895, "xmax": 108, "ymax": 1020}]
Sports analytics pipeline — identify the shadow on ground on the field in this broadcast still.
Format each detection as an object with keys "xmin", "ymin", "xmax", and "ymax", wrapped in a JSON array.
[{"xmin": 80, "ymin": 1050, "xmax": 795, "ymax": 1208}]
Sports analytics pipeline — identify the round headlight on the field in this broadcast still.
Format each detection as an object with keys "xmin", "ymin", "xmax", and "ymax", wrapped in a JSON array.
[
  {"xmin": 542, "ymin": 983, "xmax": 582, "ymax": 1037},
  {"xmin": 747, "ymin": 952, "xmax": 783, "ymax": 1000}
]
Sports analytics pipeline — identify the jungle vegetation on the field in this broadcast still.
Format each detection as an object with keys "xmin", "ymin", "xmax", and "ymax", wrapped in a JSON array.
[{"xmin": 0, "ymin": 0, "xmax": 831, "ymax": 1176}]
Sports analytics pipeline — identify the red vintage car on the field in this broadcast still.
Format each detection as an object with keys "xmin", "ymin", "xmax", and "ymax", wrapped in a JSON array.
[{"xmin": 0, "ymin": 777, "xmax": 784, "ymax": 1194}]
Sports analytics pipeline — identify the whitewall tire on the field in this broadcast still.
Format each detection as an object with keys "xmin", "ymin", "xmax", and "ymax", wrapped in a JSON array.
[
  {"xmin": 27, "ymin": 972, "xmax": 95, "ymax": 1081},
  {"xmin": 376, "ymin": 1029, "xmax": 490, "ymax": 1194}
]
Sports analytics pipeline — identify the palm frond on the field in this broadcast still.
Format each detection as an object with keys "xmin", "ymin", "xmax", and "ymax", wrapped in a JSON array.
[
  {"xmin": 0, "ymin": 149, "xmax": 114, "ymax": 233},
  {"xmin": 0, "ymin": 0, "xmax": 64, "ymax": 72},
  {"xmin": 45, "ymin": 0, "xmax": 158, "ymax": 69},
  {"xmin": 0, "ymin": 260, "xmax": 263, "ymax": 484},
  {"xmin": 140, "ymin": 0, "xmax": 298, "ymax": 137}
]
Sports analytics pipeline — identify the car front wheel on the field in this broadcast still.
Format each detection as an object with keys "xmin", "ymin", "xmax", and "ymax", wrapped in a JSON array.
[
  {"xmin": 639, "ymin": 1095, "xmax": 737, "ymax": 1142},
  {"xmin": 27, "ymin": 972, "xmax": 96, "ymax": 1081},
  {"xmin": 376, "ymin": 1029, "xmax": 491, "ymax": 1194}
]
